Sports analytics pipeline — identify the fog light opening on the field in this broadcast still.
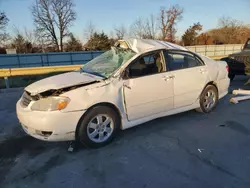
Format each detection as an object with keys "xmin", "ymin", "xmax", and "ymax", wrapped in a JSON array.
[{"xmin": 35, "ymin": 130, "xmax": 53, "ymax": 137}]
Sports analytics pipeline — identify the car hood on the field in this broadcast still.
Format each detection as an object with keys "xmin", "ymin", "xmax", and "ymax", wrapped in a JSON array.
[
  {"xmin": 25, "ymin": 71, "xmax": 104, "ymax": 95},
  {"xmin": 230, "ymin": 50, "xmax": 250, "ymax": 57}
]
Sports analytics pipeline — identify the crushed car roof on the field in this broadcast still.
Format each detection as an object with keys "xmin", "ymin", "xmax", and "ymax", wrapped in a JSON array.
[{"xmin": 117, "ymin": 38, "xmax": 189, "ymax": 53}]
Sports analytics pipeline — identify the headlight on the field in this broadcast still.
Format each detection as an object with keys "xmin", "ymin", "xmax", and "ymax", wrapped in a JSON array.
[{"xmin": 31, "ymin": 97, "xmax": 70, "ymax": 111}]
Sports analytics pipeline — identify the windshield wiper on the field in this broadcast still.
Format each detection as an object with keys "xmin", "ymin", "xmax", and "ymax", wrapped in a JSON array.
[
  {"xmin": 80, "ymin": 68, "xmax": 107, "ymax": 79},
  {"xmin": 88, "ymin": 71, "xmax": 107, "ymax": 79}
]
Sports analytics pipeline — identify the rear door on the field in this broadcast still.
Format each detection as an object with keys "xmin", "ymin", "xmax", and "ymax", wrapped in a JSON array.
[{"xmin": 164, "ymin": 50, "xmax": 208, "ymax": 108}]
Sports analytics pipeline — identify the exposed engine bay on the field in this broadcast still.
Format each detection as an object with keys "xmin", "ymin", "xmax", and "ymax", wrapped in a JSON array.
[{"xmin": 28, "ymin": 81, "xmax": 99, "ymax": 100}]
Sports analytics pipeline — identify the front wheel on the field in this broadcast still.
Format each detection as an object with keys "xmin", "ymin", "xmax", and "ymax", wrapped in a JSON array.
[
  {"xmin": 196, "ymin": 85, "xmax": 218, "ymax": 113},
  {"xmin": 76, "ymin": 106, "xmax": 120, "ymax": 148}
]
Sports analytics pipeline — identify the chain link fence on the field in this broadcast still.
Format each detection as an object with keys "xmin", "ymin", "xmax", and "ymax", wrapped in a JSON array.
[{"xmin": 186, "ymin": 44, "xmax": 244, "ymax": 57}]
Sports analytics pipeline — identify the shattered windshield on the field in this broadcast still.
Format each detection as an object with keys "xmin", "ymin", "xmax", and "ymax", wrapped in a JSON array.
[{"xmin": 81, "ymin": 47, "xmax": 136, "ymax": 78}]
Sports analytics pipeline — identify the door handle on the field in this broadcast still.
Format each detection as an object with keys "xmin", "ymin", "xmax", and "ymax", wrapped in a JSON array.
[
  {"xmin": 162, "ymin": 75, "xmax": 175, "ymax": 81},
  {"xmin": 168, "ymin": 75, "xmax": 175, "ymax": 79},
  {"xmin": 200, "ymin": 69, "xmax": 207, "ymax": 74}
]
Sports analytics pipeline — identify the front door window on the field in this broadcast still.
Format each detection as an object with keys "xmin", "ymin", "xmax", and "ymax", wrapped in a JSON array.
[{"xmin": 127, "ymin": 51, "xmax": 165, "ymax": 79}]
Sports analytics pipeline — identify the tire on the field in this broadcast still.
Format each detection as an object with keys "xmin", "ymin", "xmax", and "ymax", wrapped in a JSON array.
[
  {"xmin": 196, "ymin": 85, "xmax": 219, "ymax": 113},
  {"xmin": 76, "ymin": 106, "xmax": 120, "ymax": 148},
  {"xmin": 228, "ymin": 73, "xmax": 235, "ymax": 81}
]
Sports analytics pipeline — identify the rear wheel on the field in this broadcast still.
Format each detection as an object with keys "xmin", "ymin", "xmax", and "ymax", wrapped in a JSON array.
[
  {"xmin": 196, "ymin": 85, "xmax": 218, "ymax": 113},
  {"xmin": 76, "ymin": 106, "xmax": 120, "ymax": 148}
]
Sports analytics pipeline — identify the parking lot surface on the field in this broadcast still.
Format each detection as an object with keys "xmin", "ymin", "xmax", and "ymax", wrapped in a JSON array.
[{"xmin": 0, "ymin": 76, "xmax": 250, "ymax": 188}]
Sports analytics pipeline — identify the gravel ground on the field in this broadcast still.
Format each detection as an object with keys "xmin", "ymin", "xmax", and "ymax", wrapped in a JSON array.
[{"xmin": 0, "ymin": 76, "xmax": 250, "ymax": 188}]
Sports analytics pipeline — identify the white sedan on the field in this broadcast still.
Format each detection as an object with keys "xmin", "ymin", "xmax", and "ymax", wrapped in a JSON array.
[{"xmin": 16, "ymin": 39, "xmax": 230, "ymax": 148}]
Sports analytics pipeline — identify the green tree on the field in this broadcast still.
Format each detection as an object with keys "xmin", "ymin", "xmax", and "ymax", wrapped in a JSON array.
[
  {"xmin": 65, "ymin": 33, "xmax": 83, "ymax": 52},
  {"xmin": 84, "ymin": 32, "xmax": 113, "ymax": 50},
  {"xmin": 0, "ymin": 47, "xmax": 6, "ymax": 54},
  {"xmin": 0, "ymin": 12, "xmax": 9, "ymax": 46},
  {"xmin": 0, "ymin": 12, "xmax": 8, "ymax": 30},
  {"xmin": 11, "ymin": 34, "xmax": 33, "ymax": 53},
  {"xmin": 182, "ymin": 22, "xmax": 203, "ymax": 46}
]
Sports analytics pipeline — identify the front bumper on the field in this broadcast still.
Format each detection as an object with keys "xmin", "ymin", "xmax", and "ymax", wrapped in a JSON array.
[
  {"xmin": 16, "ymin": 99, "xmax": 85, "ymax": 142},
  {"xmin": 218, "ymin": 77, "xmax": 230, "ymax": 99}
]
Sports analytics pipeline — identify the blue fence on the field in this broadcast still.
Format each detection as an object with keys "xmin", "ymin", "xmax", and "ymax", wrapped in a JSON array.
[{"xmin": 0, "ymin": 51, "xmax": 104, "ymax": 68}]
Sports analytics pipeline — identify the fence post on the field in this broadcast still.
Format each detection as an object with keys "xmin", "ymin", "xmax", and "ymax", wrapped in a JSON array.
[
  {"xmin": 41, "ymin": 54, "xmax": 44, "ymax": 66},
  {"xmin": 17, "ymin": 54, "xmax": 21, "ymax": 67},
  {"xmin": 47, "ymin": 53, "xmax": 49, "ymax": 66},
  {"xmin": 4, "ymin": 77, "xmax": 9, "ymax": 89},
  {"xmin": 70, "ymin": 53, "xmax": 73, "ymax": 65},
  {"xmin": 91, "ymin": 51, "xmax": 94, "ymax": 60}
]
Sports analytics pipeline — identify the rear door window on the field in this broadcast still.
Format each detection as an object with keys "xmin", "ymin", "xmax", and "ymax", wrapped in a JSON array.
[{"xmin": 164, "ymin": 50, "xmax": 204, "ymax": 71}]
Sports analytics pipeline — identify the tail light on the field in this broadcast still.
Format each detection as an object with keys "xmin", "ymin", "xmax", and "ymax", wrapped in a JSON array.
[{"xmin": 226, "ymin": 65, "xmax": 229, "ymax": 72}]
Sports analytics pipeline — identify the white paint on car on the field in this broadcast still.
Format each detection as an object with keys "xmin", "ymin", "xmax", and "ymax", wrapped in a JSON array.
[{"xmin": 16, "ymin": 38, "xmax": 230, "ymax": 143}]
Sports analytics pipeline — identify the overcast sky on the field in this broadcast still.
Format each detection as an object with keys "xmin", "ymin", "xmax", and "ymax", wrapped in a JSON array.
[{"xmin": 1, "ymin": 0, "xmax": 250, "ymax": 41}]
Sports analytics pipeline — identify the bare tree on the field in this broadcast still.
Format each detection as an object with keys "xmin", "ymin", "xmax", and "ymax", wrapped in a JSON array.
[
  {"xmin": 159, "ymin": 5, "xmax": 183, "ymax": 42},
  {"xmin": 130, "ymin": 17, "xmax": 145, "ymax": 39},
  {"xmin": 0, "ymin": 32, "xmax": 10, "ymax": 46},
  {"xmin": 31, "ymin": 0, "xmax": 76, "ymax": 52},
  {"xmin": 144, "ymin": 14, "xmax": 158, "ymax": 39},
  {"xmin": 218, "ymin": 16, "xmax": 243, "ymax": 28},
  {"xmin": 114, "ymin": 25, "xmax": 127, "ymax": 39},
  {"xmin": 83, "ymin": 21, "xmax": 96, "ymax": 41},
  {"xmin": 217, "ymin": 16, "xmax": 244, "ymax": 44},
  {"xmin": 24, "ymin": 28, "xmax": 38, "ymax": 45},
  {"xmin": 12, "ymin": 26, "xmax": 36, "ymax": 44},
  {"xmin": 109, "ymin": 30, "xmax": 115, "ymax": 39},
  {"xmin": 130, "ymin": 15, "xmax": 159, "ymax": 39}
]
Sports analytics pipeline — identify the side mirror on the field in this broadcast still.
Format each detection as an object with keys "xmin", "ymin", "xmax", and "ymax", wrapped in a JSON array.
[{"xmin": 122, "ymin": 69, "xmax": 130, "ymax": 79}]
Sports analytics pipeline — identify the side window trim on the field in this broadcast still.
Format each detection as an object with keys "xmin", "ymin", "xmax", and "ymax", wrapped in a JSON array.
[
  {"xmin": 166, "ymin": 49, "xmax": 205, "ymax": 65},
  {"xmin": 164, "ymin": 49, "xmax": 205, "ymax": 72}
]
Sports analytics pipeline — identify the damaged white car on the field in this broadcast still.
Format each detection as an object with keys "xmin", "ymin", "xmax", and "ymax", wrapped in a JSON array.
[{"xmin": 16, "ymin": 39, "xmax": 230, "ymax": 148}]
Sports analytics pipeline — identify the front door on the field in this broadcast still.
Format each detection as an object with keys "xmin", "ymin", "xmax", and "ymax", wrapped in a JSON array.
[{"xmin": 123, "ymin": 50, "xmax": 174, "ymax": 121}]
